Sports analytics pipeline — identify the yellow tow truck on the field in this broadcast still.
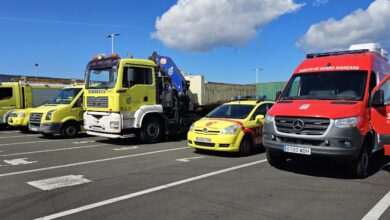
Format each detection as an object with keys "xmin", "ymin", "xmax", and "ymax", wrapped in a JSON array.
[{"xmin": 188, "ymin": 96, "xmax": 274, "ymax": 155}]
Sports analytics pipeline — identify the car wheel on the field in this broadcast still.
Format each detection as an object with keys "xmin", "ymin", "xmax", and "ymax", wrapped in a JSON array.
[
  {"xmin": 139, "ymin": 116, "xmax": 163, "ymax": 144},
  {"xmin": 350, "ymin": 142, "xmax": 370, "ymax": 179},
  {"xmin": 266, "ymin": 150, "xmax": 285, "ymax": 168},
  {"xmin": 61, "ymin": 122, "xmax": 79, "ymax": 138},
  {"xmin": 239, "ymin": 136, "xmax": 252, "ymax": 156}
]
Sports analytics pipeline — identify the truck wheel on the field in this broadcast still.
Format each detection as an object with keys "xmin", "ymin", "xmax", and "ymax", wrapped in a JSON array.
[
  {"xmin": 61, "ymin": 122, "xmax": 79, "ymax": 138},
  {"xmin": 139, "ymin": 116, "xmax": 163, "ymax": 144},
  {"xmin": 266, "ymin": 150, "xmax": 285, "ymax": 168},
  {"xmin": 239, "ymin": 136, "xmax": 252, "ymax": 156},
  {"xmin": 350, "ymin": 142, "xmax": 370, "ymax": 179}
]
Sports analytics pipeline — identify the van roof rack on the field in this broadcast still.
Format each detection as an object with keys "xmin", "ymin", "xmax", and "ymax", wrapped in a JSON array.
[{"xmin": 306, "ymin": 49, "xmax": 369, "ymax": 59}]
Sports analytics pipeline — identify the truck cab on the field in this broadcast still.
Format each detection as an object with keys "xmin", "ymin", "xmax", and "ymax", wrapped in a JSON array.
[
  {"xmin": 262, "ymin": 43, "xmax": 390, "ymax": 178},
  {"xmin": 29, "ymin": 85, "xmax": 84, "ymax": 138}
]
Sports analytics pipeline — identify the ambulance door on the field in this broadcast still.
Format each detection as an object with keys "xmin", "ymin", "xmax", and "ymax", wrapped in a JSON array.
[{"xmin": 370, "ymin": 74, "xmax": 390, "ymax": 155}]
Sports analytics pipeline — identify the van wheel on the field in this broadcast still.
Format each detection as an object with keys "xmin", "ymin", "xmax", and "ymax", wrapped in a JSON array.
[
  {"xmin": 239, "ymin": 136, "xmax": 252, "ymax": 156},
  {"xmin": 350, "ymin": 142, "xmax": 370, "ymax": 179},
  {"xmin": 61, "ymin": 122, "xmax": 79, "ymax": 138},
  {"xmin": 139, "ymin": 116, "xmax": 163, "ymax": 144},
  {"xmin": 266, "ymin": 150, "xmax": 285, "ymax": 168}
]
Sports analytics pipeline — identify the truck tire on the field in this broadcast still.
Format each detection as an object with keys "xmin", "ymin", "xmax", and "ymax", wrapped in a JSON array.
[
  {"xmin": 239, "ymin": 136, "xmax": 252, "ymax": 156},
  {"xmin": 350, "ymin": 142, "xmax": 370, "ymax": 179},
  {"xmin": 139, "ymin": 116, "xmax": 163, "ymax": 144},
  {"xmin": 266, "ymin": 150, "xmax": 285, "ymax": 168},
  {"xmin": 61, "ymin": 122, "xmax": 79, "ymax": 138}
]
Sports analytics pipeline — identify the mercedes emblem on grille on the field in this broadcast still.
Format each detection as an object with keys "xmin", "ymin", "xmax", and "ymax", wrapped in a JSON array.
[{"xmin": 292, "ymin": 119, "xmax": 305, "ymax": 131}]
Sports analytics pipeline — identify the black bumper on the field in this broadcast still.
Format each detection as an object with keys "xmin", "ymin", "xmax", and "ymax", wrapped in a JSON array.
[
  {"xmin": 262, "ymin": 120, "xmax": 365, "ymax": 161},
  {"xmin": 31, "ymin": 123, "xmax": 62, "ymax": 135}
]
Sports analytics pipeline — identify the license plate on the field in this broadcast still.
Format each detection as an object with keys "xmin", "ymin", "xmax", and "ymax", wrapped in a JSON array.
[
  {"xmin": 93, "ymin": 127, "xmax": 102, "ymax": 132},
  {"xmin": 30, "ymin": 127, "xmax": 38, "ymax": 132},
  {"xmin": 196, "ymin": 137, "xmax": 211, "ymax": 143},
  {"xmin": 283, "ymin": 146, "xmax": 311, "ymax": 155}
]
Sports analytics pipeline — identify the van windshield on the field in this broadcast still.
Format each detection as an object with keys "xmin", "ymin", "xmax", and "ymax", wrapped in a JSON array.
[
  {"xmin": 281, "ymin": 71, "xmax": 368, "ymax": 101},
  {"xmin": 49, "ymin": 88, "xmax": 82, "ymax": 104}
]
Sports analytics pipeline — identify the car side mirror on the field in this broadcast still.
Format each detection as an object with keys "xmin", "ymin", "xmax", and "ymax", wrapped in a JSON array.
[
  {"xmin": 255, "ymin": 115, "xmax": 265, "ymax": 123},
  {"xmin": 371, "ymin": 89, "xmax": 385, "ymax": 107},
  {"xmin": 275, "ymin": 91, "xmax": 281, "ymax": 101}
]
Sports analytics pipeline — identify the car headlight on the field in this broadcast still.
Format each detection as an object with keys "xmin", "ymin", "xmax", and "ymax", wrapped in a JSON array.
[
  {"xmin": 220, "ymin": 124, "xmax": 239, "ymax": 135},
  {"xmin": 10, "ymin": 112, "xmax": 18, "ymax": 117},
  {"xmin": 265, "ymin": 114, "xmax": 274, "ymax": 122},
  {"xmin": 189, "ymin": 123, "xmax": 195, "ymax": 132},
  {"xmin": 17, "ymin": 113, "xmax": 25, "ymax": 117},
  {"xmin": 45, "ymin": 110, "xmax": 55, "ymax": 120},
  {"xmin": 334, "ymin": 116, "xmax": 359, "ymax": 128}
]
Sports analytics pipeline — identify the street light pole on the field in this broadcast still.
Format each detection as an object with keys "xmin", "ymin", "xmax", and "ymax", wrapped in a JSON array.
[
  {"xmin": 107, "ymin": 33, "xmax": 120, "ymax": 54},
  {"xmin": 253, "ymin": 68, "xmax": 263, "ymax": 96},
  {"xmin": 34, "ymin": 63, "xmax": 39, "ymax": 81}
]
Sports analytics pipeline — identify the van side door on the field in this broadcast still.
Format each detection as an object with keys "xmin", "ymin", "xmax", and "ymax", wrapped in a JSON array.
[{"xmin": 370, "ymin": 74, "xmax": 390, "ymax": 156}]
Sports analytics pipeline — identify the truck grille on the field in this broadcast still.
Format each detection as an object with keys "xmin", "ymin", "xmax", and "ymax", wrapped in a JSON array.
[
  {"xmin": 29, "ymin": 113, "xmax": 43, "ymax": 126},
  {"xmin": 87, "ymin": 96, "xmax": 108, "ymax": 108},
  {"xmin": 275, "ymin": 116, "xmax": 330, "ymax": 136}
]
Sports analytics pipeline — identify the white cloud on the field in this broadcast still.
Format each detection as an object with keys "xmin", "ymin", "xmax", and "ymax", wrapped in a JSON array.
[
  {"xmin": 313, "ymin": 0, "xmax": 329, "ymax": 7},
  {"xmin": 152, "ymin": 0, "xmax": 303, "ymax": 52},
  {"xmin": 297, "ymin": 0, "xmax": 390, "ymax": 52}
]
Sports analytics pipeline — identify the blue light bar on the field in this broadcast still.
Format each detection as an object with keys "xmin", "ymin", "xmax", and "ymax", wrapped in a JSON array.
[
  {"xmin": 306, "ymin": 49, "xmax": 369, "ymax": 59},
  {"xmin": 233, "ymin": 95, "xmax": 267, "ymax": 101}
]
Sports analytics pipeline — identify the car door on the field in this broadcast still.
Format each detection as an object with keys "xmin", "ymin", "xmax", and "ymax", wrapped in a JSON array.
[
  {"xmin": 247, "ymin": 103, "xmax": 273, "ymax": 145},
  {"xmin": 370, "ymin": 74, "xmax": 390, "ymax": 156}
]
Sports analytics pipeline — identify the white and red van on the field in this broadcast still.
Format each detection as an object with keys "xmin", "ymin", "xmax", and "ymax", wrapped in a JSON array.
[{"xmin": 262, "ymin": 43, "xmax": 390, "ymax": 178}]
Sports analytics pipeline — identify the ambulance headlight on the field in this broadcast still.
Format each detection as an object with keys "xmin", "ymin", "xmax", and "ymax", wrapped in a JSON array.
[
  {"xmin": 45, "ymin": 110, "xmax": 55, "ymax": 120},
  {"xmin": 17, "ymin": 113, "xmax": 26, "ymax": 117},
  {"xmin": 189, "ymin": 123, "xmax": 195, "ymax": 132},
  {"xmin": 220, "ymin": 124, "xmax": 239, "ymax": 135},
  {"xmin": 110, "ymin": 121, "xmax": 120, "ymax": 129},
  {"xmin": 334, "ymin": 116, "xmax": 359, "ymax": 128},
  {"xmin": 265, "ymin": 114, "xmax": 274, "ymax": 122}
]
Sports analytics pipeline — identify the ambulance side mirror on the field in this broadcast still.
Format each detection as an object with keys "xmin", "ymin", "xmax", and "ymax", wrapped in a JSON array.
[
  {"xmin": 371, "ymin": 89, "xmax": 384, "ymax": 107},
  {"xmin": 255, "ymin": 115, "xmax": 265, "ymax": 123}
]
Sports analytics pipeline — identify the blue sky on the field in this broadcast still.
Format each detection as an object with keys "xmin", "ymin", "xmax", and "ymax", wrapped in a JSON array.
[{"xmin": 0, "ymin": 0, "xmax": 386, "ymax": 84}]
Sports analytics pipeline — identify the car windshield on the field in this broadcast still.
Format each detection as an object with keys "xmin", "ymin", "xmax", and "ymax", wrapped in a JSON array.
[
  {"xmin": 281, "ymin": 71, "xmax": 368, "ymax": 101},
  {"xmin": 49, "ymin": 88, "xmax": 82, "ymax": 104},
  {"xmin": 86, "ymin": 68, "xmax": 118, "ymax": 89},
  {"xmin": 206, "ymin": 104, "xmax": 255, "ymax": 119}
]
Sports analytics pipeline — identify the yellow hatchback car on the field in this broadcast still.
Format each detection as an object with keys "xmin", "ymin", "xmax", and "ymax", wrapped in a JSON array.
[{"xmin": 188, "ymin": 96, "xmax": 274, "ymax": 155}]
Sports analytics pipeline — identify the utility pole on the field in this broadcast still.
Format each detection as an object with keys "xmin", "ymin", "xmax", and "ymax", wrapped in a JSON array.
[{"xmin": 107, "ymin": 33, "xmax": 120, "ymax": 54}]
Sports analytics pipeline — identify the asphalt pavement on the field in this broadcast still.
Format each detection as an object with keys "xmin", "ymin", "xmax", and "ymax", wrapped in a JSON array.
[{"xmin": 0, "ymin": 129, "xmax": 389, "ymax": 220}]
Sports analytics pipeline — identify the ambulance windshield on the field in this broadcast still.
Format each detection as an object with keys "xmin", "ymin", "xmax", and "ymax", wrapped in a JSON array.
[
  {"xmin": 206, "ymin": 104, "xmax": 255, "ymax": 119},
  {"xmin": 281, "ymin": 71, "xmax": 367, "ymax": 101}
]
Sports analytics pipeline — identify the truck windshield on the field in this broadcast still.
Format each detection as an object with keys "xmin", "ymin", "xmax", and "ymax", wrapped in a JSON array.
[
  {"xmin": 86, "ymin": 68, "xmax": 118, "ymax": 89},
  {"xmin": 49, "ymin": 88, "xmax": 82, "ymax": 104},
  {"xmin": 206, "ymin": 104, "xmax": 255, "ymax": 119},
  {"xmin": 281, "ymin": 71, "xmax": 368, "ymax": 101}
]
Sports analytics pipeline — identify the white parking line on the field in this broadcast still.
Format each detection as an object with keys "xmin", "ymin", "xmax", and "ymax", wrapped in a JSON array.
[
  {"xmin": 362, "ymin": 191, "xmax": 390, "ymax": 220},
  {"xmin": 0, "ymin": 130, "xmax": 22, "ymax": 134},
  {"xmin": 0, "ymin": 144, "xmax": 108, "ymax": 157},
  {"xmin": 0, "ymin": 146, "xmax": 189, "ymax": 178},
  {"xmin": 176, "ymin": 156, "xmax": 205, "ymax": 162},
  {"xmin": 0, "ymin": 140, "xmax": 60, "ymax": 147},
  {"xmin": 28, "ymin": 175, "xmax": 92, "ymax": 191},
  {"xmin": 113, "ymin": 146, "xmax": 139, "ymax": 151},
  {"xmin": 73, "ymin": 141, "xmax": 95, "ymax": 144},
  {"xmin": 35, "ymin": 159, "xmax": 267, "ymax": 220},
  {"xmin": 0, "ymin": 134, "xmax": 40, "ymax": 139}
]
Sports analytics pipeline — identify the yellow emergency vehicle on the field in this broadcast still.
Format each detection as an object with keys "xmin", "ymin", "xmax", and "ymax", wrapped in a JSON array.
[
  {"xmin": 188, "ymin": 96, "xmax": 274, "ymax": 155},
  {"xmin": 28, "ymin": 85, "xmax": 84, "ymax": 138},
  {"xmin": 7, "ymin": 108, "xmax": 32, "ymax": 132}
]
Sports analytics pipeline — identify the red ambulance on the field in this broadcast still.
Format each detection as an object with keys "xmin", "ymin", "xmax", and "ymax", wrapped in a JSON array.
[{"xmin": 262, "ymin": 43, "xmax": 390, "ymax": 178}]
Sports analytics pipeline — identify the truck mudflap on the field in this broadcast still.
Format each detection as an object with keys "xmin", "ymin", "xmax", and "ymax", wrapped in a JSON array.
[{"xmin": 262, "ymin": 120, "xmax": 365, "ymax": 160}]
